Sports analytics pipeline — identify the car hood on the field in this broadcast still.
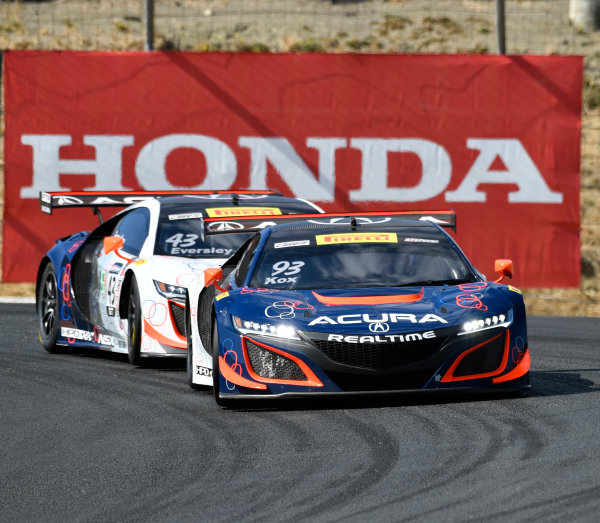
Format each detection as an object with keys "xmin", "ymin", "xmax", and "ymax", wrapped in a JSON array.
[{"xmin": 228, "ymin": 284, "xmax": 516, "ymax": 334}]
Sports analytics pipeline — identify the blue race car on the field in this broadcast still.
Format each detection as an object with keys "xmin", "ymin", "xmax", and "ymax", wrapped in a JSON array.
[{"xmin": 195, "ymin": 211, "xmax": 530, "ymax": 406}]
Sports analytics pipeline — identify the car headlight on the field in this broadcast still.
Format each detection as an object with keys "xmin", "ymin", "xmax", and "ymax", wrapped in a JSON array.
[
  {"xmin": 232, "ymin": 315, "xmax": 299, "ymax": 340},
  {"xmin": 459, "ymin": 309, "xmax": 513, "ymax": 335},
  {"xmin": 153, "ymin": 280, "xmax": 186, "ymax": 303}
]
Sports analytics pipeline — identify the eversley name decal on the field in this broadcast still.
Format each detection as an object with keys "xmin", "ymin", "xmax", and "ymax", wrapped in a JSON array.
[{"xmin": 20, "ymin": 134, "xmax": 563, "ymax": 204}]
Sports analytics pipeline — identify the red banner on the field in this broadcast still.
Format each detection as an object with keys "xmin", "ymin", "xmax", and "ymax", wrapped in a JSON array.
[{"xmin": 3, "ymin": 50, "xmax": 582, "ymax": 286}]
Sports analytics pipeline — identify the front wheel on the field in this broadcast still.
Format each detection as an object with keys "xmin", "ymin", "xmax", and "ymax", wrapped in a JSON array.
[
  {"xmin": 127, "ymin": 277, "xmax": 143, "ymax": 366},
  {"xmin": 38, "ymin": 263, "xmax": 60, "ymax": 352}
]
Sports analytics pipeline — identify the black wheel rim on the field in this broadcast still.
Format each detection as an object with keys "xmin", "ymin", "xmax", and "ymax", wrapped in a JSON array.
[{"xmin": 41, "ymin": 273, "xmax": 57, "ymax": 338}]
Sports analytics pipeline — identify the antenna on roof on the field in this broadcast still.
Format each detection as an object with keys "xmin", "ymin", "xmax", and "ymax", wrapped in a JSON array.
[
  {"xmin": 350, "ymin": 216, "xmax": 357, "ymax": 231},
  {"xmin": 232, "ymin": 193, "xmax": 239, "ymax": 206}
]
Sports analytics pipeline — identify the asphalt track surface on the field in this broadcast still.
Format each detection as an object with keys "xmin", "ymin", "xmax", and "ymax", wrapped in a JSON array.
[{"xmin": 1, "ymin": 303, "xmax": 599, "ymax": 522}]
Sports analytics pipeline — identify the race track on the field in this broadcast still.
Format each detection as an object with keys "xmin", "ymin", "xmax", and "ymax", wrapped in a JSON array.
[{"xmin": 1, "ymin": 303, "xmax": 599, "ymax": 522}]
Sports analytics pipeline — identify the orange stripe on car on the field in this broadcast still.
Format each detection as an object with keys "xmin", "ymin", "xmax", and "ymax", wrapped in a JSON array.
[
  {"xmin": 492, "ymin": 349, "xmax": 531, "ymax": 384},
  {"xmin": 143, "ymin": 319, "xmax": 187, "ymax": 349},
  {"xmin": 312, "ymin": 288, "xmax": 424, "ymax": 306},
  {"xmin": 441, "ymin": 331, "xmax": 510, "ymax": 382},
  {"xmin": 218, "ymin": 356, "xmax": 267, "ymax": 390}
]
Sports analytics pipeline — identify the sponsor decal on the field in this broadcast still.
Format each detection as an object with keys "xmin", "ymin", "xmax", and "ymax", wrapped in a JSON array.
[
  {"xmin": 327, "ymin": 330, "xmax": 436, "ymax": 344},
  {"xmin": 265, "ymin": 300, "xmax": 313, "ymax": 320},
  {"xmin": 215, "ymin": 292, "xmax": 229, "ymax": 301},
  {"xmin": 512, "ymin": 336, "xmax": 526, "ymax": 363},
  {"xmin": 456, "ymin": 294, "xmax": 487, "ymax": 311},
  {"xmin": 316, "ymin": 232, "xmax": 398, "ymax": 245},
  {"xmin": 107, "ymin": 262, "xmax": 125, "ymax": 274},
  {"xmin": 308, "ymin": 313, "xmax": 447, "ymax": 326},
  {"xmin": 308, "ymin": 217, "xmax": 392, "ymax": 225},
  {"xmin": 106, "ymin": 306, "xmax": 116, "ymax": 317},
  {"xmin": 274, "ymin": 240, "xmax": 310, "ymax": 249},
  {"xmin": 207, "ymin": 221, "xmax": 245, "ymax": 231},
  {"xmin": 61, "ymin": 327, "xmax": 114, "ymax": 346},
  {"xmin": 404, "ymin": 238, "xmax": 439, "ymax": 243},
  {"xmin": 170, "ymin": 247, "xmax": 233, "ymax": 256},
  {"xmin": 206, "ymin": 207, "xmax": 282, "ymax": 218},
  {"xmin": 168, "ymin": 212, "xmax": 204, "ymax": 221},
  {"xmin": 68, "ymin": 239, "xmax": 84, "ymax": 253},
  {"xmin": 368, "ymin": 321, "xmax": 389, "ymax": 333},
  {"xmin": 195, "ymin": 365, "xmax": 213, "ymax": 377}
]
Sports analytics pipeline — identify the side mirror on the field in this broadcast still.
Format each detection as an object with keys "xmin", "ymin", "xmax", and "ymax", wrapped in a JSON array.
[
  {"xmin": 104, "ymin": 236, "xmax": 124, "ymax": 255},
  {"xmin": 103, "ymin": 236, "xmax": 133, "ymax": 262},
  {"xmin": 494, "ymin": 259, "xmax": 513, "ymax": 283},
  {"xmin": 204, "ymin": 267, "xmax": 225, "ymax": 291}
]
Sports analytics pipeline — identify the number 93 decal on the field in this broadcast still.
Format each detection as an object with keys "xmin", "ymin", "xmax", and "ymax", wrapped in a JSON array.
[{"xmin": 265, "ymin": 260, "xmax": 305, "ymax": 285}]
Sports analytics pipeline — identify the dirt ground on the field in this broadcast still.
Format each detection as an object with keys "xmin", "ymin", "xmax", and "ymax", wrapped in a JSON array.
[{"xmin": 0, "ymin": 0, "xmax": 599, "ymax": 316}]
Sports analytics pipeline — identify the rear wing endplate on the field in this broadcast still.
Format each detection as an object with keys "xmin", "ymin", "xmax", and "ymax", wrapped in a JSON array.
[{"xmin": 204, "ymin": 210, "xmax": 456, "ymax": 234}]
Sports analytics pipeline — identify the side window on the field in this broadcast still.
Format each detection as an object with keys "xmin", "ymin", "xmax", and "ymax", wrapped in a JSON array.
[
  {"xmin": 113, "ymin": 208, "xmax": 151, "ymax": 256},
  {"xmin": 235, "ymin": 235, "xmax": 260, "ymax": 287}
]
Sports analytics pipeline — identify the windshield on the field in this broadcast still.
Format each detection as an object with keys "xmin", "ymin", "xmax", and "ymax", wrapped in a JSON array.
[
  {"xmin": 155, "ymin": 218, "xmax": 252, "ymax": 258},
  {"xmin": 249, "ymin": 228, "xmax": 475, "ymax": 289}
]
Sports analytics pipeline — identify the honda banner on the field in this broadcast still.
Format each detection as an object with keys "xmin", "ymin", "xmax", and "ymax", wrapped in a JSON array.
[{"xmin": 3, "ymin": 51, "xmax": 582, "ymax": 286}]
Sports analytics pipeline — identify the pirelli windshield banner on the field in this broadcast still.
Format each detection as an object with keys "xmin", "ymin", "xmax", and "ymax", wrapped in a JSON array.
[{"xmin": 3, "ymin": 51, "xmax": 582, "ymax": 286}]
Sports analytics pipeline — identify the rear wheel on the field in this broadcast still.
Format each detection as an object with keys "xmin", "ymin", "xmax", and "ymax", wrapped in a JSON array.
[
  {"xmin": 186, "ymin": 297, "xmax": 202, "ymax": 390},
  {"xmin": 127, "ymin": 277, "xmax": 143, "ymax": 366},
  {"xmin": 212, "ymin": 320, "xmax": 232, "ymax": 408},
  {"xmin": 38, "ymin": 263, "xmax": 60, "ymax": 352}
]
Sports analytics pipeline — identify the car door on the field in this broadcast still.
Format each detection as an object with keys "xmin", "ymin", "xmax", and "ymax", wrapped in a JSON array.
[{"xmin": 95, "ymin": 207, "xmax": 151, "ymax": 337}]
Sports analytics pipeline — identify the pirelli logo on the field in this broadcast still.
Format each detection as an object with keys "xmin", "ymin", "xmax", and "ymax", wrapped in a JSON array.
[
  {"xmin": 316, "ymin": 232, "xmax": 398, "ymax": 245},
  {"xmin": 206, "ymin": 207, "xmax": 282, "ymax": 218}
]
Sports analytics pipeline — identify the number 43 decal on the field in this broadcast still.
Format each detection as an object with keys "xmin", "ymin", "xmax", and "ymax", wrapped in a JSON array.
[{"xmin": 165, "ymin": 233, "xmax": 198, "ymax": 248}]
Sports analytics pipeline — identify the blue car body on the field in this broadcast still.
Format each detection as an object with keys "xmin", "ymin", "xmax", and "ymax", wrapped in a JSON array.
[{"xmin": 200, "ymin": 213, "xmax": 530, "ymax": 405}]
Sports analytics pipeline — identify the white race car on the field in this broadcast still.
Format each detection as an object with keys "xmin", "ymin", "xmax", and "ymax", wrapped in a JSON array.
[{"xmin": 36, "ymin": 190, "xmax": 323, "ymax": 365}]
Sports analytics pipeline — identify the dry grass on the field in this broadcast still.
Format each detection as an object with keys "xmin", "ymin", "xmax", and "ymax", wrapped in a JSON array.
[{"xmin": 0, "ymin": 0, "xmax": 599, "ymax": 316}]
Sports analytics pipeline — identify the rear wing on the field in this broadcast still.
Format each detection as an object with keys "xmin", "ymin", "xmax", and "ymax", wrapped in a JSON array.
[
  {"xmin": 204, "ymin": 210, "xmax": 456, "ymax": 234},
  {"xmin": 39, "ymin": 190, "xmax": 281, "ymax": 220}
]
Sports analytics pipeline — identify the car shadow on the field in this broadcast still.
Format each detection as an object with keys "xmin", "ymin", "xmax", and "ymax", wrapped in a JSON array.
[
  {"xmin": 226, "ymin": 369, "xmax": 600, "ymax": 412},
  {"xmin": 50, "ymin": 345, "xmax": 187, "ymax": 371}
]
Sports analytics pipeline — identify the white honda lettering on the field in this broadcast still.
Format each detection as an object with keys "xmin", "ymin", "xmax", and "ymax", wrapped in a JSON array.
[
  {"xmin": 445, "ymin": 139, "xmax": 563, "ymax": 203},
  {"xmin": 136, "ymin": 134, "xmax": 237, "ymax": 190},
  {"xmin": 239, "ymin": 137, "xmax": 346, "ymax": 202},
  {"xmin": 349, "ymin": 138, "xmax": 452, "ymax": 202},
  {"xmin": 20, "ymin": 135, "xmax": 133, "ymax": 198}
]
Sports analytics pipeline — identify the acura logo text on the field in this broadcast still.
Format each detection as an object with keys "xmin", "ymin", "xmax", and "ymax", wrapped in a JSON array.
[{"xmin": 308, "ymin": 313, "xmax": 447, "ymax": 326}]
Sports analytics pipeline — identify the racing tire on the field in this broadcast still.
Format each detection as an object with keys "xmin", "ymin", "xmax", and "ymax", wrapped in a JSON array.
[
  {"xmin": 186, "ymin": 298, "xmax": 202, "ymax": 390},
  {"xmin": 212, "ymin": 320, "xmax": 233, "ymax": 408},
  {"xmin": 127, "ymin": 277, "xmax": 143, "ymax": 366},
  {"xmin": 38, "ymin": 263, "xmax": 60, "ymax": 353}
]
